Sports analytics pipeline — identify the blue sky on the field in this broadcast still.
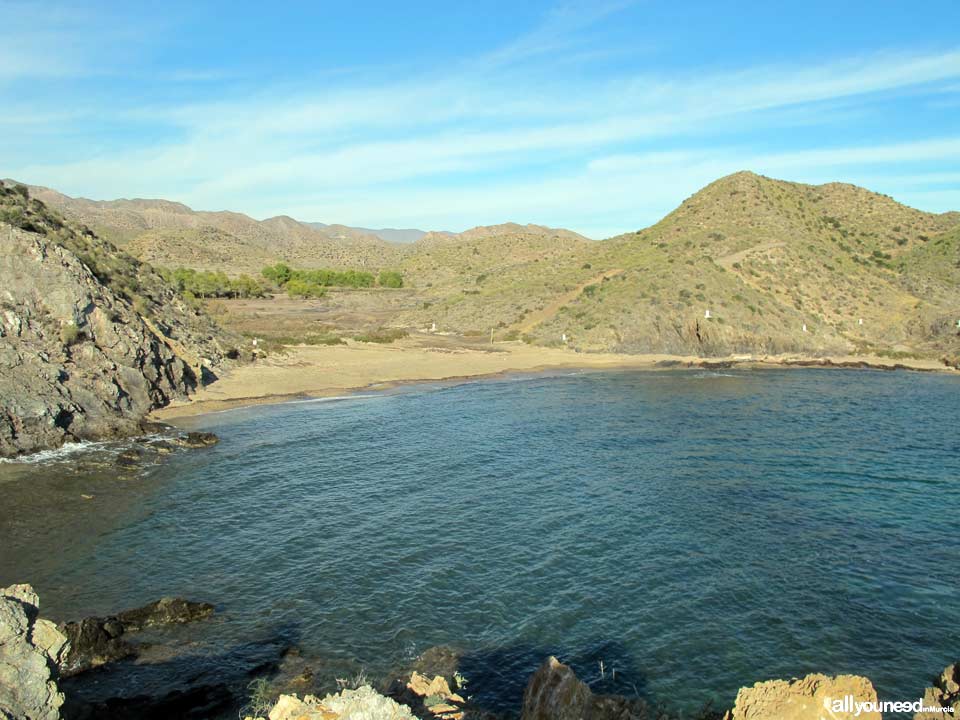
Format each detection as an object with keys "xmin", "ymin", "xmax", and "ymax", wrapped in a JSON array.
[{"xmin": 2, "ymin": 1, "xmax": 959, "ymax": 238}]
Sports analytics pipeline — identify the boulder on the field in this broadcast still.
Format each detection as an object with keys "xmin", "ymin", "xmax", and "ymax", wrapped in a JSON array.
[
  {"xmin": 114, "ymin": 596, "xmax": 214, "ymax": 631},
  {"xmin": 59, "ymin": 597, "xmax": 214, "ymax": 676},
  {"xmin": 520, "ymin": 656, "xmax": 648, "ymax": 720},
  {"xmin": 0, "ymin": 583, "xmax": 69, "ymax": 720},
  {"xmin": 914, "ymin": 662, "xmax": 960, "ymax": 720},
  {"xmin": 727, "ymin": 673, "xmax": 880, "ymax": 720},
  {"xmin": 253, "ymin": 686, "xmax": 419, "ymax": 720},
  {"xmin": 172, "ymin": 431, "xmax": 219, "ymax": 449}
]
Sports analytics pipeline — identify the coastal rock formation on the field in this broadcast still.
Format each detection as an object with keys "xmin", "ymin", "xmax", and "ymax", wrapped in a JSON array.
[
  {"xmin": 0, "ymin": 583, "xmax": 69, "ymax": 720},
  {"xmin": 59, "ymin": 597, "xmax": 214, "ymax": 676},
  {"xmin": 0, "ymin": 182, "xmax": 235, "ymax": 458},
  {"xmin": 252, "ymin": 686, "xmax": 420, "ymax": 720},
  {"xmin": 727, "ymin": 673, "xmax": 880, "ymax": 720},
  {"xmin": 520, "ymin": 656, "xmax": 649, "ymax": 720},
  {"xmin": 914, "ymin": 662, "xmax": 960, "ymax": 720}
]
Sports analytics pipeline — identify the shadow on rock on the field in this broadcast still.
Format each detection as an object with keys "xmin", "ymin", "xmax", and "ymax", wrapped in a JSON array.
[{"xmin": 61, "ymin": 622, "xmax": 301, "ymax": 720}]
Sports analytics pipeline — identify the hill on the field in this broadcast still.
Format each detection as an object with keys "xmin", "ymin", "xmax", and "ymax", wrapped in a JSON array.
[
  {"xmin": 23, "ymin": 184, "xmax": 403, "ymax": 273},
  {"xmin": 0, "ymin": 181, "xmax": 238, "ymax": 457},
  {"xmin": 15, "ymin": 172, "xmax": 960, "ymax": 364},
  {"xmin": 518, "ymin": 172, "xmax": 960, "ymax": 357}
]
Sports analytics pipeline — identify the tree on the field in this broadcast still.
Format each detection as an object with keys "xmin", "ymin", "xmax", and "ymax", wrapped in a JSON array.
[
  {"xmin": 378, "ymin": 270, "xmax": 404, "ymax": 288},
  {"xmin": 262, "ymin": 263, "xmax": 292, "ymax": 286}
]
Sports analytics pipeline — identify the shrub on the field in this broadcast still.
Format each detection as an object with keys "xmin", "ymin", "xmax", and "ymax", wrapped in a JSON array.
[
  {"xmin": 285, "ymin": 279, "xmax": 326, "ymax": 298},
  {"xmin": 59, "ymin": 323, "xmax": 83, "ymax": 346},
  {"xmin": 378, "ymin": 270, "xmax": 404, "ymax": 288},
  {"xmin": 261, "ymin": 262, "xmax": 292, "ymax": 286},
  {"xmin": 352, "ymin": 327, "xmax": 408, "ymax": 343}
]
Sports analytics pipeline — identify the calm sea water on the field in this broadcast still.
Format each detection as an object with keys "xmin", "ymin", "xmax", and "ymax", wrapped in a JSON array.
[{"xmin": 2, "ymin": 368, "xmax": 959, "ymax": 715}]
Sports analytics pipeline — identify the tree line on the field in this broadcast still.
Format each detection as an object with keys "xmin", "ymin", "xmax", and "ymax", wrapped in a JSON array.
[
  {"xmin": 160, "ymin": 268, "xmax": 266, "ymax": 299},
  {"xmin": 160, "ymin": 264, "xmax": 405, "ymax": 300},
  {"xmin": 261, "ymin": 263, "xmax": 403, "ymax": 298}
]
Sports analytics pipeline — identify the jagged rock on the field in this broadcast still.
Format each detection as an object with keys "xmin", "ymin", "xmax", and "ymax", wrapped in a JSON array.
[
  {"xmin": 114, "ymin": 597, "xmax": 214, "ymax": 631},
  {"xmin": 59, "ymin": 597, "xmax": 214, "ymax": 676},
  {"xmin": 520, "ymin": 656, "xmax": 648, "ymax": 720},
  {"xmin": 407, "ymin": 672, "xmax": 453, "ymax": 699},
  {"xmin": 255, "ymin": 686, "xmax": 419, "ymax": 720},
  {"xmin": 727, "ymin": 673, "xmax": 880, "ymax": 720},
  {"xmin": 172, "ymin": 431, "xmax": 219, "ymax": 449},
  {"xmin": 914, "ymin": 662, "xmax": 960, "ymax": 720},
  {"xmin": 0, "ymin": 583, "xmax": 69, "ymax": 720},
  {"xmin": 0, "ymin": 189, "xmax": 234, "ymax": 458}
]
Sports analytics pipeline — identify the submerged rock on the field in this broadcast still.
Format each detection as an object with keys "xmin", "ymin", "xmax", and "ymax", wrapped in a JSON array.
[
  {"xmin": 520, "ymin": 656, "xmax": 649, "ymax": 720},
  {"xmin": 114, "ymin": 597, "xmax": 214, "ymax": 631},
  {"xmin": 59, "ymin": 597, "xmax": 214, "ymax": 676},
  {"xmin": 726, "ymin": 673, "xmax": 880, "ymax": 720},
  {"xmin": 172, "ymin": 431, "xmax": 219, "ymax": 449},
  {"xmin": 0, "ymin": 583, "xmax": 69, "ymax": 720}
]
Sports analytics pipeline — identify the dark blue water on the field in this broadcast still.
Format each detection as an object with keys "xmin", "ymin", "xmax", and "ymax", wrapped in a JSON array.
[{"xmin": 2, "ymin": 368, "xmax": 959, "ymax": 714}]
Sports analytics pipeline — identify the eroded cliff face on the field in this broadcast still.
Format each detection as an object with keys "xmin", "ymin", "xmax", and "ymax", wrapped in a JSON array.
[
  {"xmin": 0, "ymin": 183, "xmax": 236, "ymax": 457},
  {"xmin": 0, "ymin": 584, "xmax": 69, "ymax": 720}
]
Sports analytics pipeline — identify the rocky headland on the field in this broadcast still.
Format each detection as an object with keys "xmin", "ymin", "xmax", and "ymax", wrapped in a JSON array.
[{"xmin": 0, "ymin": 182, "xmax": 237, "ymax": 458}]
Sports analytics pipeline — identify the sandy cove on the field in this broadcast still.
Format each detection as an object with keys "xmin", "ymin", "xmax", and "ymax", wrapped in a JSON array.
[{"xmin": 148, "ymin": 335, "xmax": 957, "ymax": 421}]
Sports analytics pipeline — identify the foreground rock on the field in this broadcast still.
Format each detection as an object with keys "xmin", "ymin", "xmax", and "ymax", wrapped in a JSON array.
[
  {"xmin": 59, "ymin": 597, "xmax": 214, "ymax": 676},
  {"xmin": 914, "ymin": 663, "xmax": 960, "ymax": 720},
  {"xmin": 0, "ymin": 583, "xmax": 69, "ymax": 720},
  {"xmin": 252, "ymin": 686, "xmax": 419, "ymax": 720},
  {"xmin": 726, "ymin": 673, "xmax": 880, "ymax": 720},
  {"xmin": 521, "ymin": 656, "xmax": 650, "ymax": 720},
  {"xmin": 0, "ymin": 183, "xmax": 235, "ymax": 458}
]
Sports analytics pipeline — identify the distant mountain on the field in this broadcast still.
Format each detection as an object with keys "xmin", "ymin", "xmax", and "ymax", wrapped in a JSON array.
[
  {"xmin": 308, "ymin": 223, "xmax": 452, "ymax": 244},
  {"xmin": 23, "ymin": 185, "xmax": 401, "ymax": 272},
  {"xmin": 419, "ymin": 222, "xmax": 590, "ymax": 245}
]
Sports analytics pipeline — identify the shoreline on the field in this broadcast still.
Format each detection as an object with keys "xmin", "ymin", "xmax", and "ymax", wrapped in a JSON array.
[{"xmin": 150, "ymin": 338, "xmax": 958, "ymax": 421}]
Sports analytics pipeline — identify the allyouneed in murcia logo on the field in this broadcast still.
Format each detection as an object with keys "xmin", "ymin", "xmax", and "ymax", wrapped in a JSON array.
[{"xmin": 822, "ymin": 695, "xmax": 955, "ymax": 717}]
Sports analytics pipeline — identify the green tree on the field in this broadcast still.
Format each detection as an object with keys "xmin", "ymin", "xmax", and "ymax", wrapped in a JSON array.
[{"xmin": 378, "ymin": 270, "xmax": 404, "ymax": 288}]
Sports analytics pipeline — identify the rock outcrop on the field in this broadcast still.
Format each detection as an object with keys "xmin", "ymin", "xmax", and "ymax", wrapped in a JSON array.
[
  {"xmin": 252, "ymin": 686, "xmax": 420, "ymax": 720},
  {"xmin": 0, "ymin": 182, "xmax": 236, "ymax": 457},
  {"xmin": 520, "ymin": 656, "xmax": 649, "ymax": 720},
  {"xmin": 914, "ymin": 662, "xmax": 960, "ymax": 720},
  {"xmin": 726, "ymin": 672, "xmax": 880, "ymax": 720},
  {"xmin": 59, "ymin": 597, "xmax": 214, "ymax": 676},
  {"xmin": 0, "ymin": 583, "xmax": 69, "ymax": 720}
]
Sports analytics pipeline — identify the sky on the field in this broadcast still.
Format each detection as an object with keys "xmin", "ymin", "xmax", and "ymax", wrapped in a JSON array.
[{"xmin": 2, "ymin": 1, "xmax": 960, "ymax": 238}]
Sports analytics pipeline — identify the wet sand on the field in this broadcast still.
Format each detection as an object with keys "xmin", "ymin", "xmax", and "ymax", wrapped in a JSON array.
[{"xmin": 149, "ymin": 336, "xmax": 956, "ymax": 421}]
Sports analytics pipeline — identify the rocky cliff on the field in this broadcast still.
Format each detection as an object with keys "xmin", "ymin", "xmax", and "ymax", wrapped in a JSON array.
[
  {"xmin": 0, "ymin": 584, "xmax": 69, "ymax": 720},
  {"xmin": 0, "ymin": 182, "xmax": 237, "ymax": 457}
]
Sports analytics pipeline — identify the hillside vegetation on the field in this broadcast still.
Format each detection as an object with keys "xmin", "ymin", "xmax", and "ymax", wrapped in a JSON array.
[
  {"xmin": 527, "ymin": 172, "xmax": 960, "ymax": 358},
  {"xmin": 26, "ymin": 172, "xmax": 960, "ymax": 362}
]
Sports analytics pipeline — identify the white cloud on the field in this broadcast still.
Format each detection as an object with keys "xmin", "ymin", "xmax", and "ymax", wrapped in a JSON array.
[{"xmin": 3, "ymin": 1, "xmax": 960, "ymax": 235}]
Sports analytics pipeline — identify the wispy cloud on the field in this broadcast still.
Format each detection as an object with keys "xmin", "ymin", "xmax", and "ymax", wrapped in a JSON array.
[{"xmin": 3, "ymin": 1, "xmax": 960, "ymax": 235}]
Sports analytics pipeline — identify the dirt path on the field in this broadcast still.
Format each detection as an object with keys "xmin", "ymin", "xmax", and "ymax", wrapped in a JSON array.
[
  {"xmin": 512, "ymin": 268, "xmax": 624, "ymax": 334},
  {"xmin": 716, "ymin": 241, "xmax": 785, "ymax": 269}
]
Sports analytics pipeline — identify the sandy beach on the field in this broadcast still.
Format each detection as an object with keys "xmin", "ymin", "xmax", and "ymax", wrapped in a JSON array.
[{"xmin": 150, "ymin": 335, "xmax": 957, "ymax": 420}]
